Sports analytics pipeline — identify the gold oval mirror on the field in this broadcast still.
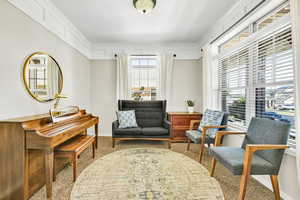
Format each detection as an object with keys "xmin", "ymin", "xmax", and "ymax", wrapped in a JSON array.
[{"xmin": 23, "ymin": 52, "xmax": 63, "ymax": 102}]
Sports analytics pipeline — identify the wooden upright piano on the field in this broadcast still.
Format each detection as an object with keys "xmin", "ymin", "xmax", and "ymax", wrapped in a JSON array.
[{"xmin": 0, "ymin": 109, "xmax": 99, "ymax": 200}]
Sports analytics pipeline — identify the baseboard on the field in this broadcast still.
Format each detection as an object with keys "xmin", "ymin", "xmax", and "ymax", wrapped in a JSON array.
[{"xmin": 252, "ymin": 175, "xmax": 295, "ymax": 200}]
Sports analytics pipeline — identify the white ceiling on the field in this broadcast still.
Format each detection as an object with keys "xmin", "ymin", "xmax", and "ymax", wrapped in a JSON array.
[{"xmin": 51, "ymin": 0, "xmax": 239, "ymax": 44}]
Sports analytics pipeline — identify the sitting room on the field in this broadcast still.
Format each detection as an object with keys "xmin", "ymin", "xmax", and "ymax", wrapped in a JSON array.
[{"xmin": 0, "ymin": 0, "xmax": 300, "ymax": 200}]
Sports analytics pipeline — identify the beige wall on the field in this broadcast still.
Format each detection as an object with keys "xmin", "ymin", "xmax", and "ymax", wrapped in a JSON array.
[
  {"xmin": 169, "ymin": 59, "xmax": 202, "ymax": 112},
  {"xmin": 0, "ymin": 1, "xmax": 91, "ymax": 120},
  {"xmin": 91, "ymin": 59, "xmax": 202, "ymax": 136}
]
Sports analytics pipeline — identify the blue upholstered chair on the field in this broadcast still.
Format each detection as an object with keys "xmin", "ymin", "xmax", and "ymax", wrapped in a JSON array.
[
  {"xmin": 210, "ymin": 117, "xmax": 290, "ymax": 200},
  {"xmin": 185, "ymin": 109, "xmax": 228, "ymax": 163}
]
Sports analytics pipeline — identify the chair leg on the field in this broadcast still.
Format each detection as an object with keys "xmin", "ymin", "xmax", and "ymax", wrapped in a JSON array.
[
  {"xmin": 210, "ymin": 158, "xmax": 217, "ymax": 177},
  {"xmin": 53, "ymin": 158, "xmax": 56, "ymax": 182},
  {"xmin": 112, "ymin": 139, "xmax": 115, "ymax": 148},
  {"xmin": 186, "ymin": 139, "xmax": 191, "ymax": 151},
  {"xmin": 92, "ymin": 141, "xmax": 95, "ymax": 159},
  {"xmin": 198, "ymin": 141, "xmax": 205, "ymax": 163},
  {"xmin": 73, "ymin": 155, "xmax": 77, "ymax": 182},
  {"xmin": 270, "ymin": 175, "xmax": 281, "ymax": 200},
  {"xmin": 168, "ymin": 140, "xmax": 171, "ymax": 149},
  {"xmin": 238, "ymin": 174, "xmax": 250, "ymax": 200}
]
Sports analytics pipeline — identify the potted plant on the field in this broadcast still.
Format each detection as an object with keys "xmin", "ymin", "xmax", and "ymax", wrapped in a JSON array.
[{"xmin": 186, "ymin": 100, "xmax": 195, "ymax": 113}]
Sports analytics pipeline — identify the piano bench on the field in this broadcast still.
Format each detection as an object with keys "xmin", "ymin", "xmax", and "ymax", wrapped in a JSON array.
[{"xmin": 54, "ymin": 135, "xmax": 96, "ymax": 182}]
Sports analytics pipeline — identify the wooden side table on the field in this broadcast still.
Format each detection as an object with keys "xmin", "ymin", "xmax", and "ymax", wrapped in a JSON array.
[{"xmin": 167, "ymin": 112, "xmax": 202, "ymax": 142}]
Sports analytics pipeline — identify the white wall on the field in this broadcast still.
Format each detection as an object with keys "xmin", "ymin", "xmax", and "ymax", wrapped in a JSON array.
[
  {"xmin": 0, "ymin": 1, "xmax": 91, "ymax": 120},
  {"xmin": 91, "ymin": 59, "xmax": 202, "ymax": 136}
]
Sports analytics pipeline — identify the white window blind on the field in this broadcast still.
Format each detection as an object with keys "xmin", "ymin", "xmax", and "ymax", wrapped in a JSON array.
[
  {"xmin": 218, "ymin": 47, "xmax": 250, "ymax": 128},
  {"xmin": 252, "ymin": 27, "xmax": 295, "ymax": 146},
  {"xmin": 218, "ymin": 26, "xmax": 295, "ymax": 142}
]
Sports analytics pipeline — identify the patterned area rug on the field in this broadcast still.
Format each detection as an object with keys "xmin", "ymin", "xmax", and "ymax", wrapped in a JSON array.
[{"xmin": 70, "ymin": 148, "xmax": 224, "ymax": 200}]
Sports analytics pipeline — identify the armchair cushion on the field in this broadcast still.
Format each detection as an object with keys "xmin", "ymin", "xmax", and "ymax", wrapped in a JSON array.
[
  {"xmin": 199, "ymin": 109, "xmax": 224, "ymax": 138},
  {"xmin": 210, "ymin": 146, "xmax": 277, "ymax": 175},
  {"xmin": 142, "ymin": 127, "xmax": 169, "ymax": 136},
  {"xmin": 186, "ymin": 130, "xmax": 214, "ymax": 144},
  {"xmin": 113, "ymin": 127, "xmax": 142, "ymax": 136},
  {"xmin": 186, "ymin": 130, "xmax": 202, "ymax": 143}
]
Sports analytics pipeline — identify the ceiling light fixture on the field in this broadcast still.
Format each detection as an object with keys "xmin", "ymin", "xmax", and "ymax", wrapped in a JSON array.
[{"xmin": 133, "ymin": 0, "xmax": 156, "ymax": 14}]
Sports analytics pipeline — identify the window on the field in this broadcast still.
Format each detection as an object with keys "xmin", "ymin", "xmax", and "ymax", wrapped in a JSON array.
[
  {"xmin": 254, "ymin": 4, "xmax": 290, "ymax": 31},
  {"xmin": 129, "ymin": 56, "xmax": 159, "ymax": 101},
  {"xmin": 218, "ymin": 48, "xmax": 249, "ymax": 128},
  {"xmin": 217, "ymin": 3, "xmax": 295, "ymax": 144},
  {"xmin": 219, "ymin": 27, "xmax": 252, "ymax": 53},
  {"xmin": 253, "ymin": 27, "xmax": 295, "ymax": 145}
]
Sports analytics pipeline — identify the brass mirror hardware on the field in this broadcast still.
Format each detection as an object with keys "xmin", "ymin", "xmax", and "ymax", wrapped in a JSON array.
[{"xmin": 23, "ymin": 52, "xmax": 63, "ymax": 103}]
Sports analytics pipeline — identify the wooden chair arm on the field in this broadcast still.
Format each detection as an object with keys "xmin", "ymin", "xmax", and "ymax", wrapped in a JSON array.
[
  {"xmin": 189, "ymin": 120, "xmax": 201, "ymax": 130},
  {"xmin": 214, "ymin": 131, "xmax": 247, "ymax": 146},
  {"xmin": 246, "ymin": 144, "xmax": 289, "ymax": 152},
  {"xmin": 203, "ymin": 125, "xmax": 227, "ymax": 129},
  {"xmin": 238, "ymin": 143, "xmax": 290, "ymax": 199}
]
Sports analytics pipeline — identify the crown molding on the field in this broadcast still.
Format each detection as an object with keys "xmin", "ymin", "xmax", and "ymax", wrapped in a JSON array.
[
  {"xmin": 7, "ymin": 0, "xmax": 202, "ymax": 60},
  {"xmin": 91, "ymin": 43, "xmax": 202, "ymax": 60},
  {"xmin": 7, "ymin": 0, "xmax": 92, "ymax": 59}
]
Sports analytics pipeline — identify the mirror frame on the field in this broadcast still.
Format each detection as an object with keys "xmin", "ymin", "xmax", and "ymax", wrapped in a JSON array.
[{"xmin": 23, "ymin": 52, "xmax": 64, "ymax": 103}]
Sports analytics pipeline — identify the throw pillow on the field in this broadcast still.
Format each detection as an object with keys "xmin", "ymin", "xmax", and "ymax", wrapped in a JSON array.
[
  {"xmin": 117, "ymin": 110, "xmax": 138, "ymax": 129},
  {"xmin": 199, "ymin": 109, "xmax": 224, "ymax": 138}
]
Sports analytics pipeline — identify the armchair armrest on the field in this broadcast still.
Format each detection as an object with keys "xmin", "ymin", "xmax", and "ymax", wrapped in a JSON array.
[
  {"xmin": 112, "ymin": 120, "xmax": 119, "ymax": 137},
  {"xmin": 245, "ymin": 144, "xmax": 289, "ymax": 152},
  {"xmin": 189, "ymin": 120, "xmax": 201, "ymax": 130},
  {"xmin": 203, "ymin": 125, "xmax": 227, "ymax": 129},
  {"xmin": 163, "ymin": 119, "xmax": 172, "ymax": 129},
  {"xmin": 241, "ymin": 144, "xmax": 289, "ymax": 187},
  {"xmin": 214, "ymin": 131, "xmax": 247, "ymax": 146}
]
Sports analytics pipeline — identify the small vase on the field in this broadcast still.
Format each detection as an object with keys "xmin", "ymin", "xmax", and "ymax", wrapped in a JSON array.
[{"xmin": 187, "ymin": 106, "xmax": 194, "ymax": 113}]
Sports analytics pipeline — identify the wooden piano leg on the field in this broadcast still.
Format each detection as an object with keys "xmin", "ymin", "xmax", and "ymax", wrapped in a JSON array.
[
  {"xmin": 95, "ymin": 123, "xmax": 99, "ymax": 149},
  {"xmin": 45, "ymin": 149, "xmax": 54, "ymax": 200}
]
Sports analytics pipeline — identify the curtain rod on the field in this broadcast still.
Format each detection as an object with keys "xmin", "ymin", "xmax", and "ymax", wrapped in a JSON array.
[
  {"xmin": 114, "ymin": 54, "xmax": 177, "ymax": 57},
  {"xmin": 210, "ymin": 0, "xmax": 266, "ymax": 45}
]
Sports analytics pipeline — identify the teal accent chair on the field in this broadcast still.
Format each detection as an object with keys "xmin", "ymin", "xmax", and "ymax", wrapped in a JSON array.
[
  {"xmin": 210, "ymin": 117, "xmax": 290, "ymax": 200},
  {"xmin": 186, "ymin": 109, "xmax": 228, "ymax": 163}
]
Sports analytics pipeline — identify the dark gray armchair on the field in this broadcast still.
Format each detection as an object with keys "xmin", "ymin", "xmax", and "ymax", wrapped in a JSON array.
[
  {"xmin": 112, "ymin": 100, "xmax": 171, "ymax": 148},
  {"xmin": 210, "ymin": 117, "xmax": 290, "ymax": 200}
]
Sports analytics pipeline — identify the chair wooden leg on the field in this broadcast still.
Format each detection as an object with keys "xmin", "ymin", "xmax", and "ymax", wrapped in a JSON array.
[
  {"xmin": 112, "ymin": 139, "xmax": 115, "ymax": 148},
  {"xmin": 53, "ymin": 158, "xmax": 56, "ymax": 182},
  {"xmin": 168, "ymin": 140, "xmax": 171, "ymax": 149},
  {"xmin": 73, "ymin": 155, "xmax": 77, "ymax": 182},
  {"xmin": 92, "ymin": 141, "xmax": 95, "ymax": 159},
  {"xmin": 270, "ymin": 175, "xmax": 281, "ymax": 200},
  {"xmin": 210, "ymin": 158, "xmax": 217, "ymax": 177},
  {"xmin": 186, "ymin": 139, "xmax": 191, "ymax": 151},
  {"xmin": 238, "ymin": 147, "xmax": 254, "ymax": 200},
  {"xmin": 198, "ymin": 141, "xmax": 205, "ymax": 163}
]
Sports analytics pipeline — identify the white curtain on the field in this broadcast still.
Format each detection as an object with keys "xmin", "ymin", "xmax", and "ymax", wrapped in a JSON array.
[
  {"xmin": 291, "ymin": 0, "xmax": 300, "ymax": 186},
  {"xmin": 159, "ymin": 54, "xmax": 174, "ymax": 102},
  {"xmin": 202, "ymin": 44, "xmax": 219, "ymax": 111},
  {"xmin": 116, "ymin": 53, "xmax": 129, "ymax": 101}
]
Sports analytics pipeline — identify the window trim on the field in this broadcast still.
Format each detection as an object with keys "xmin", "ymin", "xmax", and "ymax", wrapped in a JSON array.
[{"xmin": 128, "ymin": 56, "xmax": 160, "ymax": 101}]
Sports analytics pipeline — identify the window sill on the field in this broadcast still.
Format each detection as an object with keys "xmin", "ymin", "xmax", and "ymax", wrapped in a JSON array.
[{"xmin": 285, "ymin": 148, "xmax": 296, "ymax": 157}]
